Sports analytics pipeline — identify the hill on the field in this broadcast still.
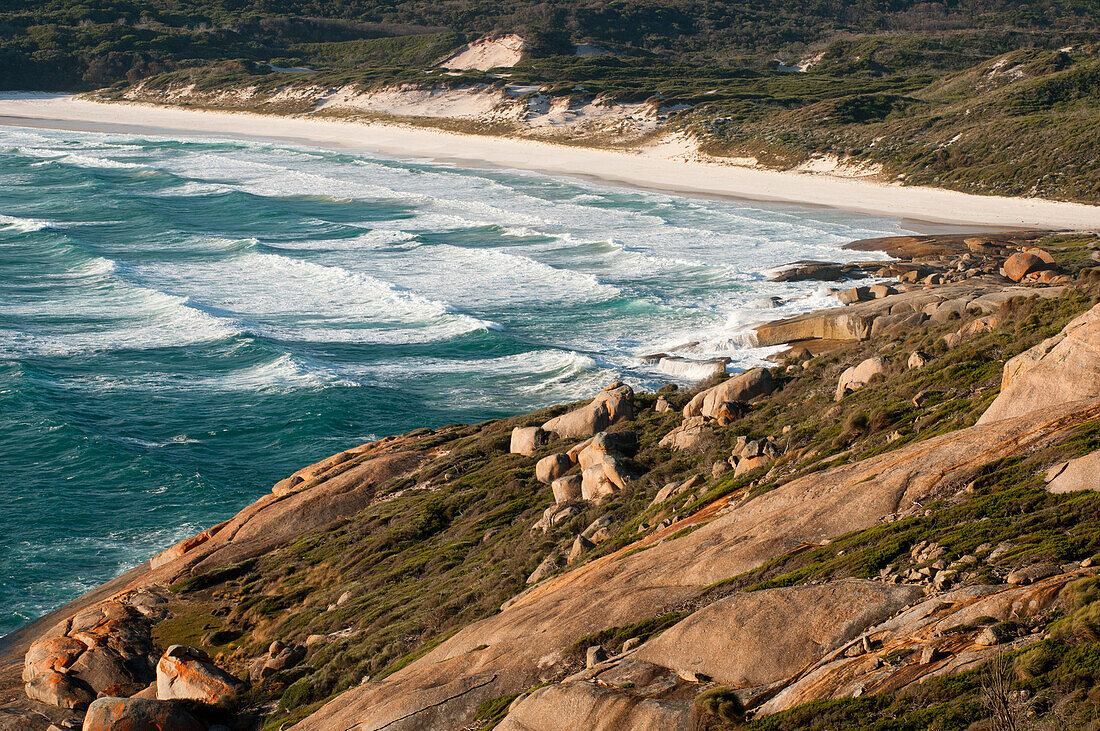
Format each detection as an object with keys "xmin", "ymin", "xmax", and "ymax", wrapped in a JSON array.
[{"xmin": 2, "ymin": 0, "xmax": 1099, "ymax": 201}]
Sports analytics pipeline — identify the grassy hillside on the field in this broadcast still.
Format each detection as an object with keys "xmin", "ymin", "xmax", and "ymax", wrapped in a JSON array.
[{"xmin": 2, "ymin": 0, "xmax": 1098, "ymax": 90}]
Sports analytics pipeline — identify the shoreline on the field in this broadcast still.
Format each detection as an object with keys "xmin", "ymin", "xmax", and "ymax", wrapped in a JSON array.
[
  {"xmin": 1, "ymin": 93, "xmax": 1098, "ymax": 229},
  {"xmin": 0, "ymin": 222, "xmax": 1092, "ymax": 727}
]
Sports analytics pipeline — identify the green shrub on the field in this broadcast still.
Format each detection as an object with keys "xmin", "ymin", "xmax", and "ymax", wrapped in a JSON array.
[
  {"xmin": 696, "ymin": 686, "xmax": 745, "ymax": 726},
  {"xmin": 279, "ymin": 677, "xmax": 315, "ymax": 712},
  {"xmin": 1015, "ymin": 643, "xmax": 1056, "ymax": 680},
  {"xmin": 1062, "ymin": 576, "xmax": 1100, "ymax": 611}
]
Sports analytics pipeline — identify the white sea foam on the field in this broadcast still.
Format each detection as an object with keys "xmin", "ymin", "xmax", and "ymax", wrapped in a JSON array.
[
  {"xmin": 127, "ymin": 252, "xmax": 499, "ymax": 345},
  {"xmin": 259, "ymin": 229, "xmax": 416, "ymax": 251},
  {"xmin": 0, "ymin": 213, "xmax": 57, "ymax": 232},
  {"xmin": 386, "ymin": 243, "xmax": 620, "ymax": 306},
  {"xmin": 18, "ymin": 146, "xmax": 146, "ymax": 170}
]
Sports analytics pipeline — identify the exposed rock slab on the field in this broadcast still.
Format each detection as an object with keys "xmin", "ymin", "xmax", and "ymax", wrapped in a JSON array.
[
  {"xmin": 497, "ymin": 681, "xmax": 692, "ymax": 731},
  {"xmin": 979, "ymin": 303, "xmax": 1100, "ymax": 424},
  {"xmin": 754, "ymin": 278, "xmax": 1064, "ymax": 348},
  {"xmin": 154, "ymin": 446, "xmax": 424, "ymax": 577},
  {"xmin": 758, "ymin": 571, "xmax": 1084, "ymax": 715},
  {"xmin": 633, "ymin": 580, "xmax": 922, "ymax": 688},
  {"xmin": 1045, "ymin": 449, "xmax": 1100, "ymax": 493}
]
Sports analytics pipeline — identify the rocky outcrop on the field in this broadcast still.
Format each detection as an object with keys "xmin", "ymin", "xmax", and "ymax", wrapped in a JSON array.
[
  {"xmin": 82, "ymin": 696, "xmax": 204, "ymax": 731},
  {"xmin": 294, "ymin": 396, "xmax": 1100, "ymax": 731},
  {"xmin": 156, "ymin": 645, "xmax": 246, "ymax": 703},
  {"xmin": 979, "ymin": 303, "xmax": 1100, "ymax": 424},
  {"xmin": 754, "ymin": 277, "xmax": 1065, "ymax": 348},
  {"xmin": 682, "ymin": 368, "xmax": 777, "ymax": 418},
  {"xmin": 575, "ymin": 432, "xmax": 636, "ymax": 501},
  {"xmin": 542, "ymin": 384, "xmax": 634, "ymax": 439},
  {"xmin": 770, "ymin": 261, "xmax": 866, "ymax": 282},
  {"xmin": 23, "ymin": 593, "xmax": 162, "ymax": 709}
]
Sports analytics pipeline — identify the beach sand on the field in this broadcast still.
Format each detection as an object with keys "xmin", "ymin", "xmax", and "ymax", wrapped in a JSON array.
[{"xmin": 2, "ymin": 93, "xmax": 1099, "ymax": 229}]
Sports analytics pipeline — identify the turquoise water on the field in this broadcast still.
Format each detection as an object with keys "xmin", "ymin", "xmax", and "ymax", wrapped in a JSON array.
[{"xmin": 0, "ymin": 123, "xmax": 912, "ymax": 635}]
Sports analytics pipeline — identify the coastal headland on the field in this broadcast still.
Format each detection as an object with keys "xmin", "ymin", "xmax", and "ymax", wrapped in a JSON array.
[{"xmin": 5, "ymin": 221, "xmax": 1100, "ymax": 729}]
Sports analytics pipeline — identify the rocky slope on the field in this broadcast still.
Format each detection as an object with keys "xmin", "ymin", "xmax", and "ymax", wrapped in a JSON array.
[{"xmin": 3, "ymin": 231, "xmax": 1100, "ymax": 730}]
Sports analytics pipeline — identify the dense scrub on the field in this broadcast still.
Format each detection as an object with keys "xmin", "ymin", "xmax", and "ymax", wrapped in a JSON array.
[{"xmin": 4, "ymin": 0, "xmax": 1097, "ymax": 200}]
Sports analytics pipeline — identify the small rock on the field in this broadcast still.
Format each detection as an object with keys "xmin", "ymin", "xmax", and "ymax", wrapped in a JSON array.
[
  {"xmin": 976, "ymin": 626, "xmax": 1006, "ymax": 646},
  {"xmin": 83, "ymin": 697, "xmax": 204, "ymax": 731},
  {"xmin": 920, "ymin": 645, "xmax": 938, "ymax": 664},
  {"xmin": 156, "ymin": 646, "xmax": 245, "ymax": 704},
  {"xmin": 532, "ymin": 502, "xmax": 577, "ymax": 531},
  {"xmin": 510, "ymin": 426, "xmax": 549, "ymax": 456},
  {"xmin": 262, "ymin": 644, "xmax": 306, "ymax": 678},
  {"xmin": 567, "ymin": 534, "xmax": 595, "ymax": 564},
  {"xmin": 655, "ymin": 396, "xmax": 672, "ymax": 413},
  {"xmin": 712, "ymin": 460, "xmax": 731, "ymax": 478},
  {"xmin": 869, "ymin": 283, "xmax": 897, "ymax": 299},
  {"xmin": 836, "ymin": 357, "xmax": 886, "ymax": 401},
  {"xmin": 527, "ymin": 553, "xmax": 564, "ymax": 584},
  {"xmin": 550, "ymin": 475, "xmax": 582, "ymax": 504},
  {"xmin": 676, "ymin": 669, "xmax": 711, "ymax": 683},
  {"xmin": 907, "ymin": 351, "xmax": 930, "ymax": 370},
  {"xmin": 535, "ymin": 453, "xmax": 572, "ymax": 484},
  {"xmin": 912, "ymin": 389, "xmax": 931, "ymax": 407},
  {"xmin": 837, "ymin": 286, "xmax": 871, "ymax": 305},
  {"xmin": 621, "ymin": 637, "xmax": 642, "ymax": 652},
  {"xmin": 582, "ymin": 515, "xmax": 614, "ymax": 544},
  {"xmin": 1006, "ymin": 563, "xmax": 1059, "ymax": 585},
  {"xmin": 586, "ymin": 646, "xmax": 607, "ymax": 668},
  {"xmin": 734, "ymin": 454, "xmax": 773, "ymax": 477},
  {"xmin": 933, "ymin": 570, "xmax": 957, "ymax": 590}
]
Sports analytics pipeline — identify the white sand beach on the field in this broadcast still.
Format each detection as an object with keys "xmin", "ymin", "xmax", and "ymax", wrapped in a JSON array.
[{"xmin": 2, "ymin": 93, "xmax": 1099, "ymax": 229}]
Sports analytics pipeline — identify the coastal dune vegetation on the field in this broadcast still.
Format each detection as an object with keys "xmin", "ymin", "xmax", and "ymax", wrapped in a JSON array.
[{"xmin": 2, "ymin": 0, "xmax": 1099, "ymax": 202}]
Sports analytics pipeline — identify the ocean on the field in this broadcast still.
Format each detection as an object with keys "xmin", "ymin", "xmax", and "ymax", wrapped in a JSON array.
[{"xmin": 0, "ymin": 122, "xmax": 914, "ymax": 635}]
